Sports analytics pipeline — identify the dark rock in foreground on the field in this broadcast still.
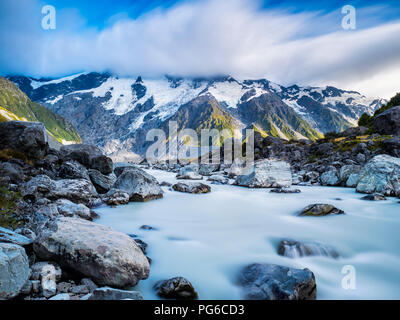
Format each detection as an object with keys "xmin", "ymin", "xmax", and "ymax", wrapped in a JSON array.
[
  {"xmin": 154, "ymin": 277, "xmax": 198, "ymax": 300},
  {"xmin": 172, "ymin": 182, "xmax": 211, "ymax": 194},
  {"xmin": 238, "ymin": 263, "xmax": 316, "ymax": 300},
  {"xmin": 33, "ymin": 217, "xmax": 150, "ymax": 288},
  {"xmin": 374, "ymin": 105, "xmax": 400, "ymax": 136},
  {"xmin": 299, "ymin": 204, "xmax": 345, "ymax": 216},
  {"xmin": 277, "ymin": 239, "xmax": 339, "ymax": 259}
]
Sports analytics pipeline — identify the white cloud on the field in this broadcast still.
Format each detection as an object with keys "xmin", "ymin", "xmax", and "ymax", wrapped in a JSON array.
[{"xmin": 1, "ymin": 0, "xmax": 400, "ymax": 99}]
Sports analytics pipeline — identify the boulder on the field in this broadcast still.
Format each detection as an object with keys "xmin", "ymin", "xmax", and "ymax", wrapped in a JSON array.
[
  {"xmin": 0, "ymin": 121, "xmax": 48, "ymax": 160},
  {"xmin": 0, "ymin": 162, "xmax": 24, "ymax": 184},
  {"xmin": 56, "ymin": 199, "xmax": 92, "ymax": 220},
  {"xmin": 236, "ymin": 159, "xmax": 292, "ymax": 188},
  {"xmin": 207, "ymin": 174, "xmax": 229, "ymax": 185},
  {"xmin": 270, "ymin": 188, "xmax": 301, "ymax": 194},
  {"xmin": 172, "ymin": 182, "xmax": 211, "ymax": 194},
  {"xmin": 356, "ymin": 155, "xmax": 400, "ymax": 197},
  {"xmin": 19, "ymin": 174, "xmax": 56, "ymax": 200},
  {"xmin": 361, "ymin": 193, "xmax": 387, "ymax": 201},
  {"xmin": 0, "ymin": 243, "xmax": 30, "ymax": 299},
  {"xmin": 382, "ymin": 136, "xmax": 400, "ymax": 157},
  {"xmin": 176, "ymin": 171, "xmax": 203, "ymax": 180},
  {"xmin": 237, "ymin": 263, "xmax": 316, "ymax": 300},
  {"xmin": 112, "ymin": 167, "xmax": 163, "ymax": 202},
  {"xmin": 339, "ymin": 165, "xmax": 362, "ymax": 184},
  {"xmin": 102, "ymin": 189, "xmax": 130, "ymax": 206},
  {"xmin": 60, "ymin": 144, "xmax": 113, "ymax": 175},
  {"xmin": 320, "ymin": 170, "xmax": 339, "ymax": 186},
  {"xmin": 58, "ymin": 161, "xmax": 90, "ymax": 180},
  {"xmin": 113, "ymin": 164, "xmax": 137, "ymax": 177},
  {"xmin": 0, "ymin": 226, "xmax": 33, "ymax": 247},
  {"xmin": 31, "ymin": 262, "xmax": 62, "ymax": 298},
  {"xmin": 277, "ymin": 239, "xmax": 339, "ymax": 259},
  {"xmin": 198, "ymin": 164, "xmax": 219, "ymax": 176},
  {"xmin": 88, "ymin": 169, "xmax": 116, "ymax": 194},
  {"xmin": 346, "ymin": 174, "xmax": 360, "ymax": 187},
  {"xmin": 299, "ymin": 204, "xmax": 345, "ymax": 216},
  {"xmin": 374, "ymin": 106, "xmax": 400, "ymax": 136},
  {"xmin": 153, "ymin": 277, "xmax": 198, "ymax": 300},
  {"xmin": 83, "ymin": 287, "xmax": 143, "ymax": 300},
  {"xmin": 33, "ymin": 217, "xmax": 150, "ymax": 288}
]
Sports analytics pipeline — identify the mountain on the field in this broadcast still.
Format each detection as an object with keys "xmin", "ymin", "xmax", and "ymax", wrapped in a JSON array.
[
  {"xmin": 7, "ymin": 72, "xmax": 385, "ymax": 160},
  {"xmin": 0, "ymin": 77, "xmax": 81, "ymax": 145}
]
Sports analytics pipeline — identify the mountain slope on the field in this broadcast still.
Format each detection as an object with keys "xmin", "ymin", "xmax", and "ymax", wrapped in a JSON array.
[
  {"xmin": 6, "ymin": 72, "xmax": 385, "ymax": 159},
  {"xmin": 0, "ymin": 77, "xmax": 81, "ymax": 144}
]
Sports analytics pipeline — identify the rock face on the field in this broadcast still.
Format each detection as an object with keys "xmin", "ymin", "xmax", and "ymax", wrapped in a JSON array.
[
  {"xmin": 277, "ymin": 240, "xmax": 339, "ymax": 259},
  {"xmin": 0, "ymin": 121, "xmax": 48, "ymax": 160},
  {"xmin": 172, "ymin": 182, "xmax": 211, "ymax": 194},
  {"xmin": 113, "ymin": 167, "xmax": 163, "ymax": 202},
  {"xmin": 238, "ymin": 263, "xmax": 316, "ymax": 300},
  {"xmin": 374, "ymin": 106, "xmax": 400, "ymax": 136},
  {"xmin": 60, "ymin": 144, "xmax": 113, "ymax": 175},
  {"xmin": 356, "ymin": 155, "xmax": 400, "ymax": 197},
  {"xmin": 0, "ymin": 243, "xmax": 30, "ymax": 299},
  {"xmin": 299, "ymin": 204, "xmax": 345, "ymax": 216},
  {"xmin": 0, "ymin": 226, "xmax": 33, "ymax": 246},
  {"xmin": 154, "ymin": 277, "xmax": 198, "ymax": 300},
  {"xmin": 236, "ymin": 159, "xmax": 292, "ymax": 188},
  {"xmin": 33, "ymin": 217, "xmax": 150, "ymax": 288}
]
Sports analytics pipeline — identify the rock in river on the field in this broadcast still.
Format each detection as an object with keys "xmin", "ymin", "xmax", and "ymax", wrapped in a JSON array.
[
  {"xmin": 112, "ymin": 167, "xmax": 163, "ymax": 202},
  {"xmin": 277, "ymin": 239, "xmax": 339, "ymax": 259},
  {"xmin": 237, "ymin": 263, "xmax": 316, "ymax": 300},
  {"xmin": 299, "ymin": 204, "xmax": 345, "ymax": 216},
  {"xmin": 154, "ymin": 277, "xmax": 198, "ymax": 300},
  {"xmin": 236, "ymin": 159, "xmax": 292, "ymax": 188},
  {"xmin": 33, "ymin": 217, "xmax": 150, "ymax": 288},
  {"xmin": 172, "ymin": 182, "xmax": 211, "ymax": 194}
]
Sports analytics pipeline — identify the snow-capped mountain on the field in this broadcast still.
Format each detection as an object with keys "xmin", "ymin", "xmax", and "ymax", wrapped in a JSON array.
[{"xmin": 7, "ymin": 72, "xmax": 385, "ymax": 161}]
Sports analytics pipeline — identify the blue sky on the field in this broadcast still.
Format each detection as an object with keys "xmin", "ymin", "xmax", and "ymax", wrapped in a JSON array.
[{"xmin": 0, "ymin": 0, "xmax": 400, "ymax": 98}]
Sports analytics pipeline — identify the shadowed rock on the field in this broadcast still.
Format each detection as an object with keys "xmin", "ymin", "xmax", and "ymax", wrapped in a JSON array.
[
  {"xmin": 299, "ymin": 204, "xmax": 345, "ymax": 216},
  {"xmin": 154, "ymin": 277, "xmax": 198, "ymax": 300}
]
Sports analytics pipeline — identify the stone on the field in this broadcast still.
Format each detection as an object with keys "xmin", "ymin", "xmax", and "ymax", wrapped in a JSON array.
[
  {"xmin": 57, "ymin": 282, "xmax": 72, "ymax": 293},
  {"xmin": 277, "ymin": 239, "xmax": 339, "ymax": 259},
  {"xmin": 56, "ymin": 199, "xmax": 92, "ymax": 220},
  {"xmin": 112, "ymin": 167, "xmax": 163, "ymax": 202},
  {"xmin": 0, "ymin": 243, "xmax": 30, "ymax": 299},
  {"xmin": 346, "ymin": 173, "xmax": 360, "ymax": 188},
  {"xmin": 207, "ymin": 174, "xmax": 229, "ymax": 185},
  {"xmin": 31, "ymin": 262, "xmax": 62, "ymax": 298},
  {"xmin": 374, "ymin": 105, "xmax": 400, "ymax": 136},
  {"xmin": 339, "ymin": 165, "xmax": 362, "ymax": 184},
  {"xmin": 81, "ymin": 278, "xmax": 98, "ymax": 292},
  {"xmin": 0, "ymin": 226, "xmax": 33, "ymax": 246},
  {"xmin": 0, "ymin": 162, "xmax": 24, "ymax": 184},
  {"xmin": 102, "ymin": 189, "xmax": 130, "ymax": 206},
  {"xmin": 83, "ymin": 287, "xmax": 143, "ymax": 300},
  {"xmin": 58, "ymin": 161, "xmax": 90, "ymax": 181},
  {"xmin": 361, "ymin": 193, "xmax": 387, "ymax": 201},
  {"xmin": 320, "ymin": 170, "xmax": 339, "ymax": 186},
  {"xmin": 33, "ymin": 217, "xmax": 150, "ymax": 288},
  {"xmin": 153, "ymin": 277, "xmax": 198, "ymax": 300},
  {"xmin": 270, "ymin": 188, "xmax": 301, "ymax": 194},
  {"xmin": 70, "ymin": 284, "xmax": 90, "ymax": 295},
  {"xmin": 198, "ymin": 164, "xmax": 219, "ymax": 176},
  {"xmin": 236, "ymin": 159, "xmax": 292, "ymax": 188},
  {"xmin": 88, "ymin": 169, "xmax": 117, "ymax": 194},
  {"xmin": 60, "ymin": 144, "xmax": 113, "ymax": 175},
  {"xmin": 356, "ymin": 155, "xmax": 400, "ymax": 197},
  {"xmin": 0, "ymin": 121, "xmax": 48, "ymax": 160},
  {"xmin": 299, "ymin": 204, "xmax": 345, "ymax": 216},
  {"xmin": 20, "ymin": 280, "xmax": 33, "ymax": 295},
  {"xmin": 160, "ymin": 181, "xmax": 172, "ymax": 187},
  {"xmin": 49, "ymin": 293, "xmax": 70, "ymax": 300},
  {"xmin": 176, "ymin": 171, "xmax": 203, "ymax": 180},
  {"xmin": 172, "ymin": 182, "xmax": 211, "ymax": 194},
  {"xmin": 238, "ymin": 263, "xmax": 316, "ymax": 300}
]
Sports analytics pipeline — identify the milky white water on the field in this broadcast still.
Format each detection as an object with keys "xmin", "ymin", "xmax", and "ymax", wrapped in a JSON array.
[{"xmin": 96, "ymin": 169, "xmax": 400, "ymax": 300}]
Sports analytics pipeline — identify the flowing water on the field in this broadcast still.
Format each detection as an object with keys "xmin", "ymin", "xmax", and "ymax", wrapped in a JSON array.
[{"xmin": 96, "ymin": 169, "xmax": 400, "ymax": 300}]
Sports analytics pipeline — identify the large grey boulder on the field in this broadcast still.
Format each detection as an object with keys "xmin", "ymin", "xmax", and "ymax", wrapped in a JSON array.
[
  {"xmin": 356, "ymin": 154, "xmax": 400, "ymax": 197},
  {"xmin": 236, "ymin": 159, "xmax": 292, "ymax": 188},
  {"xmin": 60, "ymin": 144, "xmax": 113, "ymax": 175},
  {"xmin": 320, "ymin": 170, "xmax": 339, "ymax": 186},
  {"xmin": 112, "ymin": 167, "xmax": 163, "ymax": 202},
  {"xmin": 238, "ymin": 263, "xmax": 316, "ymax": 300},
  {"xmin": 33, "ymin": 217, "xmax": 150, "ymax": 288},
  {"xmin": 0, "ymin": 121, "xmax": 48, "ymax": 160},
  {"xmin": 374, "ymin": 106, "xmax": 400, "ymax": 136},
  {"xmin": 0, "ymin": 243, "xmax": 30, "ymax": 299},
  {"xmin": 0, "ymin": 226, "xmax": 33, "ymax": 247},
  {"xmin": 339, "ymin": 165, "xmax": 362, "ymax": 184}
]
